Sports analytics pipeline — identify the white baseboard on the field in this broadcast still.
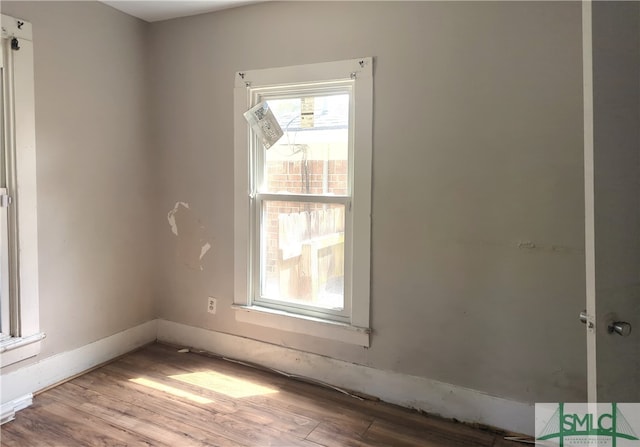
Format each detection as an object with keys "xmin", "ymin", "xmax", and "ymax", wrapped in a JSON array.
[
  {"xmin": 157, "ymin": 319, "xmax": 535, "ymax": 436},
  {"xmin": 0, "ymin": 394, "xmax": 32, "ymax": 424},
  {"xmin": 0, "ymin": 319, "xmax": 157, "ymax": 414}
]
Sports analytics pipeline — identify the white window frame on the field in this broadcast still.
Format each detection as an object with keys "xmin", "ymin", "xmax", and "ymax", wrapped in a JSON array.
[
  {"xmin": 0, "ymin": 14, "xmax": 43, "ymax": 367},
  {"xmin": 234, "ymin": 58, "xmax": 372, "ymax": 347}
]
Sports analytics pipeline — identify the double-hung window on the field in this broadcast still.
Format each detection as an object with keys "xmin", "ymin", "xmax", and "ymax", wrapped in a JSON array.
[
  {"xmin": 234, "ymin": 58, "xmax": 372, "ymax": 346},
  {"xmin": 0, "ymin": 14, "xmax": 42, "ymax": 367}
]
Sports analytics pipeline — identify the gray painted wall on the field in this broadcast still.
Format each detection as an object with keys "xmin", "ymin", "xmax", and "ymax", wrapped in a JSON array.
[
  {"xmin": 0, "ymin": 0, "xmax": 587, "ymax": 407},
  {"xmin": 1, "ymin": 1, "xmax": 155, "ymax": 373},
  {"xmin": 149, "ymin": 1, "xmax": 587, "ymax": 403}
]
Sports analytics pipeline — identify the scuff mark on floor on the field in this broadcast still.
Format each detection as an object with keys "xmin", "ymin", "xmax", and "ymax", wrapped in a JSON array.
[{"xmin": 167, "ymin": 201, "xmax": 213, "ymax": 271}]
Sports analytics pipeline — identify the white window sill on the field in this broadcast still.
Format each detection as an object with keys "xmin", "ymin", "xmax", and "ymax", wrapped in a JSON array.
[
  {"xmin": 232, "ymin": 305, "xmax": 370, "ymax": 347},
  {"xmin": 0, "ymin": 333, "xmax": 45, "ymax": 368}
]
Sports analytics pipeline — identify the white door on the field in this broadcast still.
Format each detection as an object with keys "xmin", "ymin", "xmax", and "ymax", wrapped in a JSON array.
[{"xmin": 583, "ymin": 0, "xmax": 640, "ymax": 402}]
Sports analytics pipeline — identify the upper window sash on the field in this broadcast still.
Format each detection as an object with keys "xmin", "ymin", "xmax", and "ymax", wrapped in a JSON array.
[{"xmin": 251, "ymin": 84, "xmax": 355, "ymax": 198}]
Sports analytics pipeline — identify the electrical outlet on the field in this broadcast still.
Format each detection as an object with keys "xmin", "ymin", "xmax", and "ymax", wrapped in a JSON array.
[{"xmin": 207, "ymin": 297, "xmax": 217, "ymax": 314}]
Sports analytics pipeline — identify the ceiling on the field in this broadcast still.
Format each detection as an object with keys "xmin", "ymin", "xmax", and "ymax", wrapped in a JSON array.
[{"xmin": 101, "ymin": 0, "xmax": 264, "ymax": 22}]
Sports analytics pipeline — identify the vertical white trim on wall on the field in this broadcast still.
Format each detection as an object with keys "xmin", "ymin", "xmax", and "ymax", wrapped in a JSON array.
[
  {"xmin": 350, "ymin": 63, "xmax": 373, "ymax": 329},
  {"xmin": 233, "ymin": 83, "xmax": 251, "ymax": 307},
  {"xmin": 582, "ymin": 0, "xmax": 598, "ymax": 404}
]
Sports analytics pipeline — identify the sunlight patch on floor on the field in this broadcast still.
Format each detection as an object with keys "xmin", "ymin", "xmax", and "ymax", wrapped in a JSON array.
[
  {"xmin": 129, "ymin": 377, "xmax": 213, "ymax": 404},
  {"xmin": 168, "ymin": 371, "xmax": 279, "ymax": 398}
]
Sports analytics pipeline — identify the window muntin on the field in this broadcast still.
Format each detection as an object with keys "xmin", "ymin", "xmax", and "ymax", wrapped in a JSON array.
[{"xmin": 251, "ymin": 86, "xmax": 353, "ymax": 322}]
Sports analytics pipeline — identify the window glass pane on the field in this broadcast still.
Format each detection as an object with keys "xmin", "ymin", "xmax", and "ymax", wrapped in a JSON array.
[
  {"xmin": 263, "ymin": 94, "xmax": 349, "ymax": 195},
  {"xmin": 261, "ymin": 200, "xmax": 345, "ymax": 311}
]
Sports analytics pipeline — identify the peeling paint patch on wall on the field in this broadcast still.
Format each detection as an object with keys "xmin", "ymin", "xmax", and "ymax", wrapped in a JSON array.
[
  {"xmin": 200, "ymin": 242, "xmax": 211, "ymax": 260},
  {"xmin": 167, "ymin": 201, "xmax": 190, "ymax": 236},
  {"xmin": 517, "ymin": 241, "xmax": 537, "ymax": 250},
  {"xmin": 167, "ymin": 202, "xmax": 212, "ymax": 270},
  {"xmin": 515, "ymin": 240, "xmax": 580, "ymax": 254}
]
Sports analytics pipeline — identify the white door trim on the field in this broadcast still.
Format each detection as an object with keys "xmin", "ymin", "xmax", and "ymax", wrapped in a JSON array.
[{"xmin": 581, "ymin": 0, "xmax": 598, "ymax": 404}]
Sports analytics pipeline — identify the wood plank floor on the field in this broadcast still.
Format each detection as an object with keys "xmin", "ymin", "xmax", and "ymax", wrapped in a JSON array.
[{"xmin": 1, "ymin": 343, "xmax": 523, "ymax": 446}]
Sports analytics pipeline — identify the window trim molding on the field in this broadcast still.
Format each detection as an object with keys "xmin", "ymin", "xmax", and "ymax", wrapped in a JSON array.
[
  {"xmin": 234, "ymin": 58, "xmax": 372, "ymax": 346},
  {"xmin": 0, "ymin": 14, "xmax": 42, "ymax": 367},
  {"xmin": 232, "ymin": 305, "xmax": 370, "ymax": 346}
]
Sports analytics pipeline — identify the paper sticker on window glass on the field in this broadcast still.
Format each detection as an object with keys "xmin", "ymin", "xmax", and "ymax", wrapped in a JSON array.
[
  {"xmin": 243, "ymin": 101, "xmax": 283, "ymax": 149},
  {"xmin": 301, "ymin": 97, "xmax": 315, "ymax": 128}
]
